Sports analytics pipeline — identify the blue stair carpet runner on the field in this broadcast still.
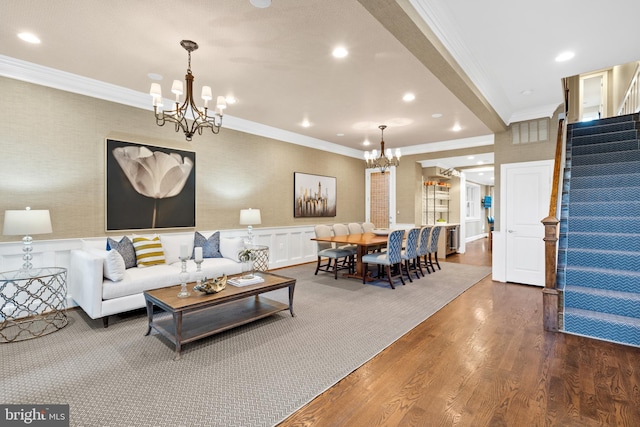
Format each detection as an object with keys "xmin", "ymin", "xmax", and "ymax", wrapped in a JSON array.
[{"xmin": 558, "ymin": 113, "xmax": 640, "ymax": 347}]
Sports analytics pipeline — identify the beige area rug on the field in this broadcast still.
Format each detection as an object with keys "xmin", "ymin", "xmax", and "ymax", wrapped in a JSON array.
[{"xmin": 1, "ymin": 262, "xmax": 491, "ymax": 426}]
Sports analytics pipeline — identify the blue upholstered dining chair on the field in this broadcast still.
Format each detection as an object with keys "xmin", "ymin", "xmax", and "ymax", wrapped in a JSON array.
[
  {"xmin": 314, "ymin": 224, "xmax": 354, "ymax": 279},
  {"xmin": 361, "ymin": 229, "xmax": 405, "ymax": 289},
  {"xmin": 415, "ymin": 226, "xmax": 433, "ymax": 277},
  {"xmin": 424, "ymin": 226, "xmax": 442, "ymax": 273},
  {"xmin": 401, "ymin": 227, "xmax": 421, "ymax": 282}
]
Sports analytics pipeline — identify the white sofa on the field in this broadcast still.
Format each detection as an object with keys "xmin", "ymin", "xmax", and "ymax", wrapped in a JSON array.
[{"xmin": 68, "ymin": 231, "xmax": 245, "ymax": 326}]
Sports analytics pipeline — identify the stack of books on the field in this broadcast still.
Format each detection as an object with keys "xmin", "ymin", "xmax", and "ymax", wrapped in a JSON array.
[{"xmin": 228, "ymin": 275, "xmax": 265, "ymax": 287}]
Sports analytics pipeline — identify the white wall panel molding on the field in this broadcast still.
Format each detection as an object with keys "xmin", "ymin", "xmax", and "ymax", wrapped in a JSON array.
[{"xmin": 0, "ymin": 226, "xmax": 318, "ymax": 309}]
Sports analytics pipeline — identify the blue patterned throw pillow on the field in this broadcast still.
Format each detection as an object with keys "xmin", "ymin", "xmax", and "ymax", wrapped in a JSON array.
[
  {"xmin": 193, "ymin": 231, "xmax": 222, "ymax": 258},
  {"xmin": 107, "ymin": 236, "xmax": 137, "ymax": 269}
]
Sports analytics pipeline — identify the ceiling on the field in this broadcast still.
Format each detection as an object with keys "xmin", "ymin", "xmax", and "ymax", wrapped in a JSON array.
[{"xmin": 1, "ymin": 0, "xmax": 639, "ymax": 186}]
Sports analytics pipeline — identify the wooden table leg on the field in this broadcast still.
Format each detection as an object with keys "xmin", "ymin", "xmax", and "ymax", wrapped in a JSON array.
[{"xmin": 346, "ymin": 245, "xmax": 375, "ymax": 281}]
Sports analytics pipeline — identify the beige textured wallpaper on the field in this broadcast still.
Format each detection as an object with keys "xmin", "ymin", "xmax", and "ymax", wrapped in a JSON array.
[{"xmin": 0, "ymin": 77, "xmax": 365, "ymax": 241}]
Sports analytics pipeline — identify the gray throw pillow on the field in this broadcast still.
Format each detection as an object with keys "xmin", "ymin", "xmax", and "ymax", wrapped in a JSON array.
[
  {"xmin": 107, "ymin": 236, "xmax": 137, "ymax": 269},
  {"xmin": 193, "ymin": 231, "xmax": 222, "ymax": 258}
]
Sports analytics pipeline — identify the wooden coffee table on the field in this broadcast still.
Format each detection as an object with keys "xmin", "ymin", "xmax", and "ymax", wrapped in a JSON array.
[{"xmin": 143, "ymin": 271, "xmax": 296, "ymax": 360}]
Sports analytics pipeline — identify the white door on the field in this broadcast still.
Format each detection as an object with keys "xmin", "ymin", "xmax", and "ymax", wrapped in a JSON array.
[
  {"xmin": 365, "ymin": 167, "xmax": 396, "ymax": 228},
  {"xmin": 579, "ymin": 71, "xmax": 607, "ymax": 121},
  {"xmin": 503, "ymin": 160, "xmax": 553, "ymax": 286}
]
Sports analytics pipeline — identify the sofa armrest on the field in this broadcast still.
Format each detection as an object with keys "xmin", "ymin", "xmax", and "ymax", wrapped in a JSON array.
[{"xmin": 68, "ymin": 249, "xmax": 105, "ymax": 319}]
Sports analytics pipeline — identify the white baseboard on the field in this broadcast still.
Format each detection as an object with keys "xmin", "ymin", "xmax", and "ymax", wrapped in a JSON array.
[{"xmin": 465, "ymin": 233, "xmax": 488, "ymax": 243}]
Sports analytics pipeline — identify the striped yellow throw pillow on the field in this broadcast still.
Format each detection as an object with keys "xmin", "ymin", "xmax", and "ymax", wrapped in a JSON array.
[{"xmin": 132, "ymin": 236, "xmax": 166, "ymax": 267}]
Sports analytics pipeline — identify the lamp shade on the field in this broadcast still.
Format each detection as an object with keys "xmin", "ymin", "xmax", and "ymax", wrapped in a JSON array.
[
  {"xmin": 3, "ymin": 208, "xmax": 52, "ymax": 236},
  {"xmin": 239, "ymin": 209, "xmax": 261, "ymax": 225}
]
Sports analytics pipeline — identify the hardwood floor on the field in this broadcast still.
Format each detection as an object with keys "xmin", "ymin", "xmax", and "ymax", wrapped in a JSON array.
[{"xmin": 278, "ymin": 238, "xmax": 640, "ymax": 426}]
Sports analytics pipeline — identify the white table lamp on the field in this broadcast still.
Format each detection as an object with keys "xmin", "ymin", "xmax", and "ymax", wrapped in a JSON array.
[
  {"xmin": 3, "ymin": 207, "xmax": 52, "ymax": 271},
  {"xmin": 239, "ymin": 208, "xmax": 261, "ymax": 244}
]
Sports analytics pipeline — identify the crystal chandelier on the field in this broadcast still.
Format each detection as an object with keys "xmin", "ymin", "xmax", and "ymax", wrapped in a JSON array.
[
  {"xmin": 150, "ymin": 40, "xmax": 227, "ymax": 141},
  {"xmin": 364, "ymin": 125, "xmax": 401, "ymax": 174}
]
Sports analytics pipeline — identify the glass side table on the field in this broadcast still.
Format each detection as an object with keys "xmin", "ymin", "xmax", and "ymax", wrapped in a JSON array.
[
  {"xmin": 247, "ymin": 244, "xmax": 269, "ymax": 272},
  {"xmin": 0, "ymin": 267, "xmax": 68, "ymax": 343}
]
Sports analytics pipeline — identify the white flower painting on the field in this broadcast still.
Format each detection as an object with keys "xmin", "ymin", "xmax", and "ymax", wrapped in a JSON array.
[{"xmin": 106, "ymin": 140, "xmax": 196, "ymax": 230}]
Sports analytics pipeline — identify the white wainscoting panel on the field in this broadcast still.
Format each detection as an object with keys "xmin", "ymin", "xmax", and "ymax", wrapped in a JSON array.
[{"xmin": 0, "ymin": 226, "xmax": 318, "ymax": 310}]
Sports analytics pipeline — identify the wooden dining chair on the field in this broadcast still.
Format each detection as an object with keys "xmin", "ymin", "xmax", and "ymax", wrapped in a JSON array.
[
  {"xmin": 401, "ymin": 227, "xmax": 421, "ymax": 282},
  {"xmin": 314, "ymin": 225, "xmax": 354, "ymax": 279},
  {"xmin": 361, "ymin": 229, "xmax": 405, "ymax": 289}
]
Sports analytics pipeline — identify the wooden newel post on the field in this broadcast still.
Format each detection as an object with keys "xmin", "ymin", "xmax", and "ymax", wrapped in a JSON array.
[{"xmin": 541, "ymin": 216, "xmax": 560, "ymax": 332}]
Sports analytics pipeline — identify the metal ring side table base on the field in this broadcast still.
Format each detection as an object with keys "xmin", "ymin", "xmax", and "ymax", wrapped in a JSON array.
[{"xmin": 0, "ymin": 267, "xmax": 68, "ymax": 343}]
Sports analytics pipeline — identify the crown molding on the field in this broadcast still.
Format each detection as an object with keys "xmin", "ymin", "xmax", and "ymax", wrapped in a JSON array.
[
  {"xmin": 0, "ymin": 55, "xmax": 149, "ymax": 110},
  {"xmin": 0, "ymin": 55, "xmax": 364, "ymax": 159},
  {"xmin": 400, "ymin": 134, "xmax": 494, "ymax": 156},
  {"xmin": 508, "ymin": 102, "xmax": 562, "ymax": 124},
  {"xmin": 224, "ymin": 116, "xmax": 364, "ymax": 158},
  {"xmin": 0, "ymin": 55, "xmax": 498, "ymax": 161},
  {"xmin": 407, "ymin": 0, "xmax": 513, "ymax": 124}
]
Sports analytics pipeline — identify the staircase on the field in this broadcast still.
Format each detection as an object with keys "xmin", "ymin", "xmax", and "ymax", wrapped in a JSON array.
[{"xmin": 558, "ymin": 113, "xmax": 640, "ymax": 347}]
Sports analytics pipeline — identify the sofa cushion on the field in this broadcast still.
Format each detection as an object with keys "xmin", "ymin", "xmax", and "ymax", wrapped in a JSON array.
[
  {"xmin": 102, "ymin": 263, "xmax": 180, "ymax": 300},
  {"xmin": 132, "ymin": 236, "xmax": 166, "ymax": 267},
  {"xmin": 193, "ymin": 231, "xmax": 222, "ymax": 258},
  {"xmin": 101, "ymin": 258, "xmax": 244, "ymax": 300},
  {"xmin": 88, "ymin": 249, "xmax": 126, "ymax": 281},
  {"xmin": 104, "ymin": 250, "xmax": 126, "ymax": 281},
  {"xmin": 107, "ymin": 236, "xmax": 137, "ymax": 269},
  {"xmin": 220, "ymin": 237, "xmax": 245, "ymax": 262},
  {"xmin": 196, "ymin": 258, "xmax": 243, "ymax": 280},
  {"xmin": 160, "ymin": 233, "xmax": 194, "ymax": 264}
]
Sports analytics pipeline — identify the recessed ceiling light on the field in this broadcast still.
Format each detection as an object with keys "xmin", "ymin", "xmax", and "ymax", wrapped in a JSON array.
[
  {"xmin": 147, "ymin": 73, "xmax": 163, "ymax": 81},
  {"xmin": 336, "ymin": 133, "xmax": 344, "ymax": 137},
  {"xmin": 402, "ymin": 93, "xmax": 415, "ymax": 102},
  {"xmin": 18, "ymin": 32, "xmax": 41, "ymax": 44},
  {"xmin": 332, "ymin": 47, "xmax": 348, "ymax": 58},
  {"xmin": 452, "ymin": 124, "xmax": 461, "ymax": 132},
  {"xmin": 225, "ymin": 96, "xmax": 237, "ymax": 105},
  {"xmin": 250, "ymin": 0, "xmax": 271, "ymax": 8},
  {"xmin": 431, "ymin": 113, "xmax": 443, "ymax": 118},
  {"xmin": 520, "ymin": 89, "xmax": 533, "ymax": 96},
  {"xmin": 301, "ymin": 119, "xmax": 311, "ymax": 128},
  {"xmin": 555, "ymin": 51, "xmax": 575, "ymax": 62},
  {"xmin": 363, "ymin": 140, "xmax": 370, "ymax": 146}
]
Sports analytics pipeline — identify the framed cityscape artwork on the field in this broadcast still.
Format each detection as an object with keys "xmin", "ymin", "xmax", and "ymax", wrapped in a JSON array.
[
  {"xmin": 293, "ymin": 172, "xmax": 336, "ymax": 218},
  {"xmin": 105, "ymin": 139, "xmax": 196, "ymax": 231}
]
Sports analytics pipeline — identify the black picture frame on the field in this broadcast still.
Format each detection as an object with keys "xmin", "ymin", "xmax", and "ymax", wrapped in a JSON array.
[
  {"xmin": 105, "ymin": 139, "xmax": 196, "ymax": 231},
  {"xmin": 293, "ymin": 172, "xmax": 337, "ymax": 218}
]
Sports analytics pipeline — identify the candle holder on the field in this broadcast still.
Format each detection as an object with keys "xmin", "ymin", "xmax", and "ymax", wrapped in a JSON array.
[
  {"xmin": 177, "ymin": 256, "xmax": 191, "ymax": 298},
  {"xmin": 194, "ymin": 259, "xmax": 203, "ymax": 287}
]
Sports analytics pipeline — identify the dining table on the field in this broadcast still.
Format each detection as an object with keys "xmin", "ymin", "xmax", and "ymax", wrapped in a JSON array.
[{"xmin": 311, "ymin": 232, "xmax": 389, "ymax": 280}]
